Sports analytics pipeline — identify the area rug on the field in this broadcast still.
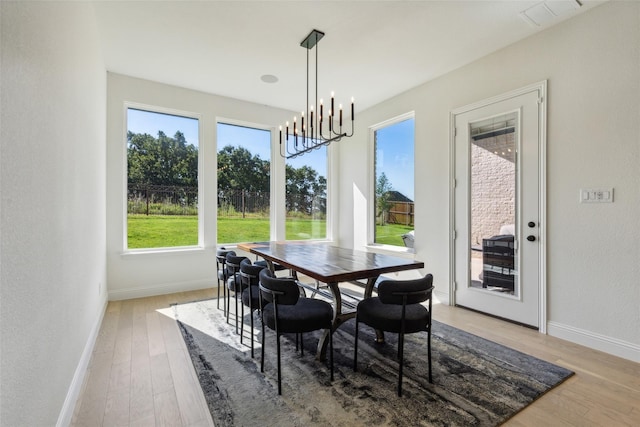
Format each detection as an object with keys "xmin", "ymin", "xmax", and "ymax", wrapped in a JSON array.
[{"xmin": 169, "ymin": 298, "xmax": 573, "ymax": 426}]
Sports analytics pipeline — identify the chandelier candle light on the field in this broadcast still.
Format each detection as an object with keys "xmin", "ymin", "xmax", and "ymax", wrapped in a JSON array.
[{"xmin": 279, "ymin": 29, "xmax": 354, "ymax": 159}]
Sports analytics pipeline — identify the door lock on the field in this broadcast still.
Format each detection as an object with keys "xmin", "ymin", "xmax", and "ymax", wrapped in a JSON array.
[
  {"xmin": 528, "ymin": 221, "xmax": 536, "ymax": 228},
  {"xmin": 527, "ymin": 235, "xmax": 536, "ymax": 242}
]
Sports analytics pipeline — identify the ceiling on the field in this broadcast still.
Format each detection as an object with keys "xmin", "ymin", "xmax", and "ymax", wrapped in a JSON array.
[{"xmin": 93, "ymin": 0, "xmax": 604, "ymax": 113}]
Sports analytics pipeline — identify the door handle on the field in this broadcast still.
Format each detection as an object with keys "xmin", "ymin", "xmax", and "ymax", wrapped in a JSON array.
[
  {"xmin": 528, "ymin": 221, "xmax": 536, "ymax": 228},
  {"xmin": 527, "ymin": 235, "xmax": 536, "ymax": 242}
]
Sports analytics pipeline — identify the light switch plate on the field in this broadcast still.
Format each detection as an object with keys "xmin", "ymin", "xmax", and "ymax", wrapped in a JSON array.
[{"xmin": 580, "ymin": 188, "xmax": 614, "ymax": 203}]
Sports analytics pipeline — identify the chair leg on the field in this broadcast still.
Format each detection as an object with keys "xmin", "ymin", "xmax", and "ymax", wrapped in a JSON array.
[
  {"xmin": 353, "ymin": 318, "xmax": 359, "ymax": 372},
  {"xmin": 235, "ymin": 291, "xmax": 240, "ymax": 334},
  {"xmin": 249, "ymin": 308, "xmax": 255, "ymax": 359},
  {"xmin": 260, "ymin": 313, "xmax": 266, "ymax": 373},
  {"xmin": 276, "ymin": 333, "xmax": 282, "ymax": 395},
  {"xmin": 240, "ymin": 299, "xmax": 245, "ymax": 344},
  {"xmin": 329, "ymin": 328, "xmax": 334, "ymax": 381},
  {"xmin": 398, "ymin": 332, "xmax": 405, "ymax": 397},
  {"xmin": 216, "ymin": 275, "xmax": 221, "ymax": 310},
  {"xmin": 226, "ymin": 287, "xmax": 231, "ymax": 325},
  {"xmin": 222, "ymin": 280, "xmax": 227, "ymax": 316},
  {"xmin": 428, "ymin": 329, "xmax": 432, "ymax": 383}
]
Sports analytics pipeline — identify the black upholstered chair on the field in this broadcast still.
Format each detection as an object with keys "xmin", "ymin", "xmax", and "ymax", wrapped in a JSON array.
[
  {"xmin": 258, "ymin": 269, "xmax": 334, "ymax": 395},
  {"xmin": 239, "ymin": 258, "xmax": 266, "ymax": 358},
  {"xmin": 216, "ymin": 248, "xmax": 235, "ymax": 312},
  {"xmin": 354, "ymin": 274, "xmax": 434, "ymax": 396},
  {"xmin": 226, "ymin": 253, "xmax": 248, "ymax": 333}
]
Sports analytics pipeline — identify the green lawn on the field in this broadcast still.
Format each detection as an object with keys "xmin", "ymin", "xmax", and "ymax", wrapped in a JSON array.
[
  {"xmin": 127, "ymin": 214, "xmax": 412, "ymax": 248},
  {"xmin": 375, "ymin": 223, "xmax": 414, "ymax": 247},
  {"xmin": 127, "ymin": 215, "xmax": 198, "ymax": 248}
]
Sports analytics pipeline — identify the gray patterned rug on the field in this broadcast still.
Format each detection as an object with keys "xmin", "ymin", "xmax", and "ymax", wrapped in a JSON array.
[{"xmin": 171, "ymin": 298, "xmax": 573, "ymax": 426}]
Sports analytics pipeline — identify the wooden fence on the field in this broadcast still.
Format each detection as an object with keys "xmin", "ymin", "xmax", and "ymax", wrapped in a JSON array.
[{"xmin": 387, "ymin": 201, "xmax": 414, "ymax": 226}]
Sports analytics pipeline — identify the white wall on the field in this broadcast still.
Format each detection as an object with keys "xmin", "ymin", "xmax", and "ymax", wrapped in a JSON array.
[
  {"xmin": 0, "ymin": 2, "xmax": 107, "ymax": 425},
  {"xmin": 338, "ymin": 1, "xmax": 639, "ymax": 361},
  {"xmin": 106, "ymin": 74, "xmax": 292, "ymax": 300}
]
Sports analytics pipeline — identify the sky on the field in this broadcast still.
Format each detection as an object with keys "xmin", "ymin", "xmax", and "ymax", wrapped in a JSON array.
[
  {"xmin": 126, "ymin": 108, "xmax": 414, "ymax": 199},
  {"xmin": 375, "ymin": 118, "xmax": 415, "ymax": 200},
  {"xmin": 127, "ymin": 108, "xmax": 199, "ymax": 147}
]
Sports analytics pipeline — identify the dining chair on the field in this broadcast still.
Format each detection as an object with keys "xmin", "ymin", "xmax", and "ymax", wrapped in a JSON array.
[
  {"xmin": 239, "ymin": 258, "xmax": 266, "ymax": 358},
  {"xmin": 225, "ymin": 253, "xmax": 248, "ymax": 333},
  {"xmin": 258, "ymin": 268, "xmax": 334, "ymax": 395},
  {"xmin": 353, "ymin": 274, "xmax": 434, "ymax": 396},
  {"xmin": 216, "ymin": 248, "xmax": 235, "ymax": 312}
]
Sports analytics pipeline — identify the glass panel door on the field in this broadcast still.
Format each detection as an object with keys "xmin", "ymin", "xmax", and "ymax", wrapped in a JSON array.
[{"xmin": 469, "ymin": 113, "xmax": 518, "ymax": 297}]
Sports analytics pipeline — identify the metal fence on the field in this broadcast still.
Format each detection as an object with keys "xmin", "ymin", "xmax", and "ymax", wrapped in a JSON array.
[
  {"xmin": 128, "ymin": 185, "xmax": 326, "ymax": 218},
  {"xmin": 128, "ymin": 185, "xmax": 198, "ymax": 215},
  {"xmin": 218, "ymin": 190, "xmax": 270, "ymax": 218}
]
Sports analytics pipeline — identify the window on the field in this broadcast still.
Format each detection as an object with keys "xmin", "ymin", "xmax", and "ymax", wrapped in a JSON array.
[
  {"xmin": 373, "ymin": 115, "xmax": 415, "ymax": 247},
  {"xmin": 286, "ymin": 145, "xmax": 327, "ymax": 240},
  {"xmin": 126, "ymin": 108, "xmax": 199, "ymax": 249},
  {"xmin": 217, "ymin": 122, "xmax": 271, "ymax": 244}
]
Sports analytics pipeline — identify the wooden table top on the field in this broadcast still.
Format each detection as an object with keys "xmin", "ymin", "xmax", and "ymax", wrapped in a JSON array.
[{"xmin": 241, "ymin": 241, "xmax": 424, "ymax": 284}]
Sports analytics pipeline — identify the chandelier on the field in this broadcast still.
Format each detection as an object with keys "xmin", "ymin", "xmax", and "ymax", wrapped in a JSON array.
[{"xmin": 279, "ymin": 29, "xmax": 354, "ymax": 159}]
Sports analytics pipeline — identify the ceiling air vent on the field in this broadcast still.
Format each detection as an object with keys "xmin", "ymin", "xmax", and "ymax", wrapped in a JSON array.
[{"xmin": 519, "ymin": 0, "xmax": 582, "ymax": 28}]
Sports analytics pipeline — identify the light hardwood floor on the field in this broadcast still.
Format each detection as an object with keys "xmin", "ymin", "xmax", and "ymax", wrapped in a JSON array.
[{"xmin": 71, "ymin": 288, "xmax": 640, "ymax": 426}]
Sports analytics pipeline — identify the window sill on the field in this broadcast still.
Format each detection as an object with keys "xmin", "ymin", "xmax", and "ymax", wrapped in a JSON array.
[
  {"xmin": 365, "ymin": 243, "xmax": 415, "ymax": 257},
  {"xmin": 121, "ymin": 246, "xmax": 209, "ymax": 258}
]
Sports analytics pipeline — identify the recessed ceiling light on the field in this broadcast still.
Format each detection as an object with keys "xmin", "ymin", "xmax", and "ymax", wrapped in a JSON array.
[{"xmin": 261, "ymin": 74, "xmax": 279, "ymax": 84}]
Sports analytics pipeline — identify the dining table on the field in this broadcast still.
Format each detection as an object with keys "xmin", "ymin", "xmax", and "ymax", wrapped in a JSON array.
[{"xmin": 237, "ymin": 241, "xmax": 425, "ymax": 359}]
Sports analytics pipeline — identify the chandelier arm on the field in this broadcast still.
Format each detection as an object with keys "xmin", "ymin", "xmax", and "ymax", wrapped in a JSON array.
[
  {"xmin": 285, "ymin": 133, "xmax": 346, "ymax": 159},
  {"xmin": 286, "ymin": 136, "xmax": 298, "ymax": 158}
]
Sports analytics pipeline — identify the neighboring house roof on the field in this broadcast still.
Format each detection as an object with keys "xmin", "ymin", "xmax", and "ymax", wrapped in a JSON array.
[{"xmin": 386, "ymin": 190, "xmax": 413, "ymax": 203}]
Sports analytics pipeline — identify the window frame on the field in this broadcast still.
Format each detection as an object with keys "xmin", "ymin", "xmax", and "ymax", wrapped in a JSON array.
[
  {"xmin": 285, "ymin": 141, "xmax": 330, "ymax": 242},
  {"xmin": 215, "ymin": 118, "xmax": 276, "ymax": 245},
  {"xmin": 123, "ymin": 102, "xmax": 203, "ymax": 253},
  {"xmin": 368, "ymin": 111, "xmax": 416, "ymax": 253}
]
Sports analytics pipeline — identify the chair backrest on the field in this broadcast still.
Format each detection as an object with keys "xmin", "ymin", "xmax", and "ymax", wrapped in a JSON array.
[
  {"xmin": 377, "ymin": 274, "xmax": 434, "ymax": 306},
  {"xmin": 226, "ymin": 253, "xmax": 247, "ymax": 274},
  {"xmin": 240, "ymin": 258, "xmax": 264, "ymax": 286},
  {"xmin": 258, "ymin": 268, "xmax": 300, "ymax": 305},
  {"xmin": 216, "ymin": 248, "xmax": 235, "ymax": 264}
]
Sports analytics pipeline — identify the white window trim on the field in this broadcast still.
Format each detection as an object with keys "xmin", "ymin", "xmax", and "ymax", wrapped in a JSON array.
[
  {"xmin": 215, "ymin": 117, "xmax": 281, "ymax": 242},
  {"xmin": 367, "ymin": 111, "xmax": 416, "ymax": 253},
  {"xmin": 123, "ymin": 102, "xmax": 203, "ymax": 253}
]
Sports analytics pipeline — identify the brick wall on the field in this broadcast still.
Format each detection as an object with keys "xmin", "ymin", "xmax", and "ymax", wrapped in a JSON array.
[{"xmin": 470, "ymin": 133, "xmax": 515, "ymax": 245}]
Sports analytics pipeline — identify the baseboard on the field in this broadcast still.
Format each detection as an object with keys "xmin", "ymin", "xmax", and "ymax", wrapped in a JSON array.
[
  {"xmin": 547, "ymin": 321, "xmax": 640, "ymax": 363},
  {"xmin": 56, "ymin": 298, "xmax": 108, "ymax": 427},
  {"xmin": 433, "ymin": 289, "xmax": 450, "ymax": 305},
  {"xmin": 108, "ymin": 278, "xmax": 215, "ymax": 301}
]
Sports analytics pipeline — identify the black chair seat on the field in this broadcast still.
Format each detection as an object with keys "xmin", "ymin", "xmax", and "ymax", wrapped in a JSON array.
[
  {"xmin": 262, "ymin": 298, "xmax": 333, "ymax": 333},
  {"xmin": 357, "ymin": 298, "xmax": 429, "ymax": 334},
  {"xmin": 227, "ymin": 276, "xmax": 245, "ymax": 292},
  {"xmin": 241, "ymin": 284, "xmax": 261, "ymax": 309},
  {"xmin": 218, "ymin": 267, "xmax": 230, "ymax": 281}
]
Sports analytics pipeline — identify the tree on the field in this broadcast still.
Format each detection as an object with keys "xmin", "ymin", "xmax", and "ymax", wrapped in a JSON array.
[
  {"xmin": 127, "ymin": 130, "xmax": 198, "ymax": 187},
  {"xmin": 376, "ymin": 172, "xmax": 393, "ymax": 225},
  {"xmin": 286, "ymin": 165, "xmax": 327, "ymax": 216},
  {"xmin": 217, "ymin": 145, "xmax": 270, "ymax": 193}
]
